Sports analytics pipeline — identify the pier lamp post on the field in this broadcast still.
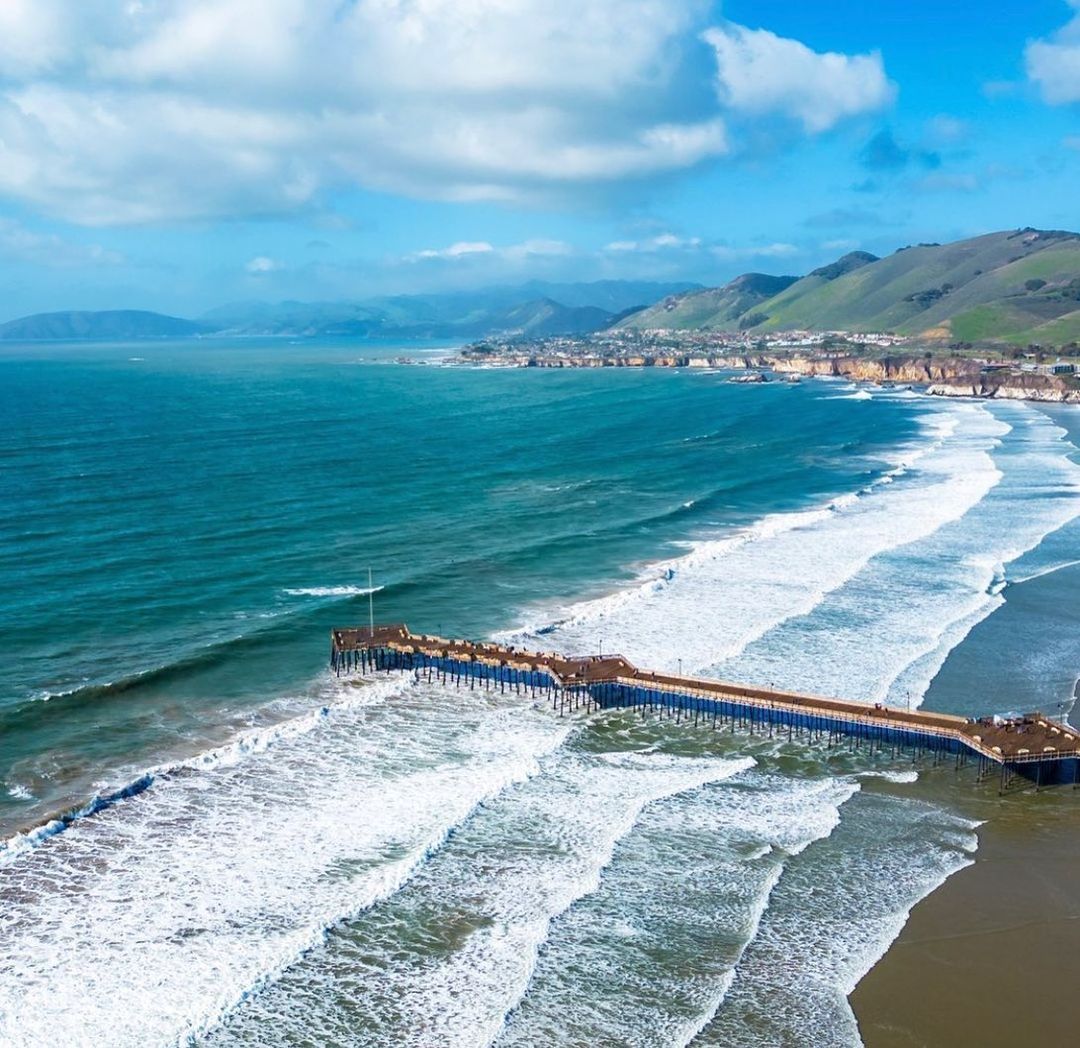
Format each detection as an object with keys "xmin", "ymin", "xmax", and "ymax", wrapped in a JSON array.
[{"xmin": 678, "ymin": 658, "xmax": 682, "ymax": 677}]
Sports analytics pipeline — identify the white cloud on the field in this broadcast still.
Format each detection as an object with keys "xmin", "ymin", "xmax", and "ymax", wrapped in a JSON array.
[
  {"xmin": 409, "ymin": 239, "xmax": 572, "ymax": 263},
  {"xmin": 0, "ymin": 0, "xmax": 71, "ymax": 77},
  {"xmin": 1027, "ymin": 2, "xmax": 1080, "ymax": 103},
  {"xmin": 412, "ymin": 241, "xmax": 495, "ymax": 261},
  {"xmin": 0, "ymin": 217, "xmax": 125, "ymax": 267},
  {"xmin": 245, "ymin": 255, "xmax": 283, "ymax": 273},
  {"xmin": 0, "ymin": 1, "xmax": 892, "ymax": 225},
  {"xmin": 503, "ymin": 239, "xmax": 574, "ymax": 259},
  {"xmin": 605, "ymin": 233, "xmax": 702, "ymax": 252},
  {"xmin": 604, "ymin": 234, "xmax": 798, "ymax": 262},
  {"xmin": 703, "ymin": 23, "xmax": 894, "ymax": 132}
]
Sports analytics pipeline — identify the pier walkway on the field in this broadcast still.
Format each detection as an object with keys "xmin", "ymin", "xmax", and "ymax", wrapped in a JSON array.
[{"xmin": 331, "ymin": 625, "xmax": 1080, "ymax": 789}]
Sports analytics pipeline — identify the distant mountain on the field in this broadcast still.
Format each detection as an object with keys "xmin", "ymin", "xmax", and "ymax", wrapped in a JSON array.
[
  {"xmin": 0, "ymin": 281, "xmax": 700, "ymax": 343},
  {"xmin": 0, "ymin": 309, "xmax": 209, "ymax": 341},
  {"xmin": 201, "ymin": 280, "xmax": 701, "ymax": 339},
  {"xmin": 509, "ymin": 280, "xmax": 702, "ymax": 313},
  {"xmin": 617, "ymin": 230, "xmax": 1080, "ymax": 347},
  {"xmin": 495, "ymin": 297, "xmax": 617, "ymax": 337}
]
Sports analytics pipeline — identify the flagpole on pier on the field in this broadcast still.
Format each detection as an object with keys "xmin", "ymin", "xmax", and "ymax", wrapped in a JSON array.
[{"xmin": 368, "ymin": 566, "xmax": 375, "ymax": 639}]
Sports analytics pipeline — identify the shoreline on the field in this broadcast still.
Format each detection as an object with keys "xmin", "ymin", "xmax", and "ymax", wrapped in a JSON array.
[
  {"xmin": 851, "ymin": 792, "xmax": 1080, "ymax": 1046},
  {"xmin": 451, "ymin": 345, "xmax": 1080, "ymax": 406}
]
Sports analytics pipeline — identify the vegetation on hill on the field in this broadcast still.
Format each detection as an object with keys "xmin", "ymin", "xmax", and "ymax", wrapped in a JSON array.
[
  {"xmin": 619, "ymin": 272, "xmax": 798, "ymax": 331},
  {"xmin": 616, "ymin": 230, "xmax": 1080, "ymax": 349}
]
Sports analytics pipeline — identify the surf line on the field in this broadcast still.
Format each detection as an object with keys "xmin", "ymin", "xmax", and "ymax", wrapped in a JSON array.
[{"xmin": 332, "ymin": 624, "xmax": 1080, "ymax": 791}]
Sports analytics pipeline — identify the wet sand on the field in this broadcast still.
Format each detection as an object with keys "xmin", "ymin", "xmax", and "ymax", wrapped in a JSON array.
[{"xmin": 852, "ymin": 791, "xmax": 1080, "ymax": 1046}]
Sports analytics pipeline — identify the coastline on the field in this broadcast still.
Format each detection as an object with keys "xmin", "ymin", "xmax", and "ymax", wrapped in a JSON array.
[
  {"xmin": 453, "ymin": 343, "xmax": 1080, "ymax": 406},
  {"xmin": 851, "ymin": 793, "xmax": 1080, "ymax": 1046}
]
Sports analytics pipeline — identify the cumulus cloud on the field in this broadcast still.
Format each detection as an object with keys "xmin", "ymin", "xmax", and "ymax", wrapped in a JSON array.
[
  {"xmin": 703, "ymin": 23, "xmax": 894, "ymax": 132},
  {"xmin": 0, "ymin": 1, "xmax": 893, "ymax": 225},
  {"xmin": 1026, "ymin": 2, "xmax": 1080, "ymax": 103}
]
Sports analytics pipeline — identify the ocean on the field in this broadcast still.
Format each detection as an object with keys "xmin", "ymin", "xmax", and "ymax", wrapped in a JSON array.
[{"xmin": 1, "ymin": 339, "xmax": 1078, "ymax": 1047}]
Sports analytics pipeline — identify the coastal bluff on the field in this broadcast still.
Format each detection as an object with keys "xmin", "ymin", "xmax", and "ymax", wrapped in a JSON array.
[{"xmin": 726, "ymin": 354, "xmax": 1080, "ymax": 404}]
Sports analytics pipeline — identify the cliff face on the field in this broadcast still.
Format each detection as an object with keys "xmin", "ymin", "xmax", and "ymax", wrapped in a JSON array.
[
  {"xmin": 925, "ymin": 380, "xmax": 1080, "ymax": 403},
  {"xmin": 761, "ymin": 355, "xmax": 976, "ymax": 383},
  {"xmin": 717, "ymin": 354, "xmax": 1080, "ymax": 403}
]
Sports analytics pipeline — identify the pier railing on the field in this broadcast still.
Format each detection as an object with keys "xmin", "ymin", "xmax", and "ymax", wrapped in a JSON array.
[{"xmin": 331, "ymin": 624, "xmax": 1080, "ymax": 788}]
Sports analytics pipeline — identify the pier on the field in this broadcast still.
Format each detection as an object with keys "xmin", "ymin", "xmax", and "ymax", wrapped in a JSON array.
[{"xmin": 331, "ymin": 625, "xmax": 1080, "ymax": 790}]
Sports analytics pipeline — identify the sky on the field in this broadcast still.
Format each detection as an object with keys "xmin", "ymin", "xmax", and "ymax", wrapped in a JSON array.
[{"xmin": 0, "ymin": 0, "xmax": 1078, "ymax": 319}]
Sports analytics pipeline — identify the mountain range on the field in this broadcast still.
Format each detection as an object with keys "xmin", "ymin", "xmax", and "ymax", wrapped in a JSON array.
[
  {"xmin": 5, "ymin": 231, "xmax": 1080, "ymax": 347},
  {"xmin": 0, "ymin": 280, "xmax": 698, "ymax": 342},
  {"xmin": 620, "ymin": 229, "xmax": 1080, "ymax": 347}
]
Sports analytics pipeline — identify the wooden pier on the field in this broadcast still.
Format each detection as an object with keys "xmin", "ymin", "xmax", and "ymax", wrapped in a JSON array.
[{"xmin": 331, "ymin": 625, "xmax": 1080, "ymax": 789}]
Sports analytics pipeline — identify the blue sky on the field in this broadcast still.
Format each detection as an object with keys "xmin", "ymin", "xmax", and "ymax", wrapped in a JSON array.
[{"xmin": 0, "ymin": 0, "xmax": 1078, "ymax": 318}]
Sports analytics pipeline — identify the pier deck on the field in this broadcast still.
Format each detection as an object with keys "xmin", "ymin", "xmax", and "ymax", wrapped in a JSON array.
[{"xmin": 331, "ymin": 625, "xmax": 1080, "ymax": 786}]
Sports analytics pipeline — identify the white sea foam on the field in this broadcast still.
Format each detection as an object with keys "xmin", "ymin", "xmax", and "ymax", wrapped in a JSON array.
[
  {"xmin": 500, "ymin": 400, "xmax": 1006, "ymax": 680},
  {"xmin": 694, "ymin": 790, "xmax": 979, "ymax": 1047},
  {"xmin": 209, "ymin": 747, "xmax": 758, "ymax": 1047},
  {"xmin": 282, "ymin": 584, "xmax": 384, "ymax": 597},
  {"xmin": 0, "ymin": 674, "xmax": 408, "ymax": 868},
  {"xmin": 204, "ymin": 751, "xmax": 865, "ymax": 1048},
  {"xmin": 719, "ymin": 401, "xmax": 1080, "ymax": 710},
  {"xmin": 497, "ymin": 770, "xmax": 862, "ymax": 1048},
  {"xmin": 858, "ymin": 768, "xmax": 919, "ymax": 784},
  {"xmin": 1008, "ymin": 556, "xmax": 1080, "ymax": 585},
  {"xmin": 0, "ymin": 683, "xmax": 570, "ymax": 1047}
]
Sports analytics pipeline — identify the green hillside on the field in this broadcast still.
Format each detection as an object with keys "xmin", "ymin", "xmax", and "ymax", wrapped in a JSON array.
[
  {"xmin": 616, "ymin": 230, "xmax": 1080, "ymax": 347},
  {"xmin": 618, "ymin": 273, "xmax": 798, "ymax": 331}
]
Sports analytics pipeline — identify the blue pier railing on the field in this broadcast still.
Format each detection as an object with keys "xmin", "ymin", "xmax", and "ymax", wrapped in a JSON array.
[{"xmin": 330, "ymin": 630, "xmax": 1080, "ymax": 791}]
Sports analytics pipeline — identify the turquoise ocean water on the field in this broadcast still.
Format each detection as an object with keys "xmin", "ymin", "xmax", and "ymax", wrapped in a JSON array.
[{"xmin": 1, "ymin": 340, "xmax": 1078, "ymax": 1046}]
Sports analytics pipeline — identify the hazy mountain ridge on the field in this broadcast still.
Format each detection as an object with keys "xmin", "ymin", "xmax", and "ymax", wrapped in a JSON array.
[
  {"xmin": 618, "ymin": 230, "xmax": 1080, "ymax": 346},
  {"xmin": 0, "ymin": 280, "xmax": 700, "ymax": 341},
  {"xmin": 0, "ymin": 310, "xmax": 210, "ymax": 341}
]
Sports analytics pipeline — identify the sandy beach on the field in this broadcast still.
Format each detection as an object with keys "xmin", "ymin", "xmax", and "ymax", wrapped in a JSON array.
[{"xmin": 852, "ymin": 788, "xmax": 1080, "ymax": 1046}]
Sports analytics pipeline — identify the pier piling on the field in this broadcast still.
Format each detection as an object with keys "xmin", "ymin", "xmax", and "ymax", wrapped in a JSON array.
[{"xmin": 330, "ymin": 625, "xmax": 1080, "ymax": 789}]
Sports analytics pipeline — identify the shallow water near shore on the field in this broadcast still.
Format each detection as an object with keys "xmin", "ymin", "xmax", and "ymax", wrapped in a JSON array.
[{"xmin": 2, "ymin": 340, "xmax": 1078, "ymax": 1047}]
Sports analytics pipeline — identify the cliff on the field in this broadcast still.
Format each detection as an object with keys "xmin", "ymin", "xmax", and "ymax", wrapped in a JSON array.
[{"xmin": 721, "ymin": 354, "xmax": 1080, "ymax": 403}]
